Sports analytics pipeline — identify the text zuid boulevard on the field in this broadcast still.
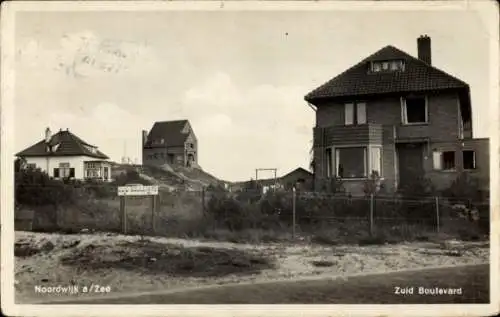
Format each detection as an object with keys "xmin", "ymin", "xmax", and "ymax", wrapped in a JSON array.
[{"xmin": 394, "ymin": 286, "xmax": 463, "ymax": 296}]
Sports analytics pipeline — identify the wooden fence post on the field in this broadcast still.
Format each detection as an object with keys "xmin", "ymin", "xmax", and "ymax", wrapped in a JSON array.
[
  {"xmin": 435, "ymin": 196, "xmax": 440, "ymax": 233},
  {"xmin": 201, "ymin": 187, "xmax": 206, "ymax": 213},
  {"xmin": 151, "ymin": 195, "xmax": 156, "ymax": 235},
  {"xmin": 120, "ymin": 196, "xmax": 127, "ymax": 234},
  {"xmin": 369, "ymin": 194, "xmax": 374, "ymax": 236},
  {"xmin": 292, "ymin": 187, "xmax": 296, "ymax": 240}
]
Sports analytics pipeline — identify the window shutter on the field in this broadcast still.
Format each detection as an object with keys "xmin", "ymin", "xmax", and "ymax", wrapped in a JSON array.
[
  {"xmin": 335, "ymin": 148, "xmax": 340, "ymax": 177},
  {"xmin": 400, "ymin": 97, "xmax": 407, "ymax": 124},
  {"xmin": 325, "ymin": 148, "xmax": 332, "ymax": 178},
  {"xmin": 53, "ymin": 168, "xmax": 59, "ymax": 178},
  {"xmin": 357, "ymin": 102, "xmax": 367, "ymax": 124},
  {"xmin": 344, "ymin": 103, "xmax": 354, "ymax": 125},
  {"xmin": 69, "ymin": 168, "xmax": 75, "ymax": 178},
  {"xmin": 433, "ymin": 151, "xmax": 442, "ymax": 170},
  {"xmin": 370, "ymin": 147, "xmax": 381, "ymax": 176}
]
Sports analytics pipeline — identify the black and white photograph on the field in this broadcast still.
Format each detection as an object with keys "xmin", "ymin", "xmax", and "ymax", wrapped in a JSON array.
[{"xmin": 1, "ymin": 1, "xmax": 498, "ymax": 316}]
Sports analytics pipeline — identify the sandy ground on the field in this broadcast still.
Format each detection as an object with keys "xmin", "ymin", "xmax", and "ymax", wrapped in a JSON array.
[{"xmin": 14, "ymin": 231, "xmax": 489, "ymax": 303}]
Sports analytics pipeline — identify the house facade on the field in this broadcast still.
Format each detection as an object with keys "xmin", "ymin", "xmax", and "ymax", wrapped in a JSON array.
[
  {"xmin": 16, "ymin": 128, "xmax": 112, "ymax": 181},
  {"xmin": 306, "ymin": 35, "xmax": 489, "ymax": 195},
  {"xmin": 142, "ymin": 120, "xmax": 198, "ymax": 168}
]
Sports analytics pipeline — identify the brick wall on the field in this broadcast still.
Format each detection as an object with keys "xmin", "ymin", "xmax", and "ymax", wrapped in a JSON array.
[
  {"xmin": 143, "ymin": 146, "xmax": 185, "ymax": 167},
  {"xmin": 366, "ymin": 92, "xmax": 461, "ymax": 141},
  {"xmin": 427, "ymin": 138, "xmax": 490, "ymax": 191},
  {"xmin": 313, "ymin": 90, "xmax": 466, "ymax": 195}
]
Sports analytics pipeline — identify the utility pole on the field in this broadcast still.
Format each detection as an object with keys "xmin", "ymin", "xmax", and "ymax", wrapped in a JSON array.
[{"xmin": 255, "ymin": 168, "xmax": 278, "ymax": 191}]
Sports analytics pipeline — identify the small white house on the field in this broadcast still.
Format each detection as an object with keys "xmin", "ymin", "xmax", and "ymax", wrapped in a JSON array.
[{"xmin": 16, "ymin": 127, "xmax": 112, "ymax": 182}]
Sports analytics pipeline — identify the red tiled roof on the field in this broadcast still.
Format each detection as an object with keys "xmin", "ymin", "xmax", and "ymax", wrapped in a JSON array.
[
  {"xmin": 144, "ymin": 120, "xmax": 190, "ymax": 148},
  {"xmin": 16, "ymin": 130, "xmax": 109, "ymax": 159},
  {"xmin": 305, "ymin": 45, "xmax": 469, "ymax": 103}
]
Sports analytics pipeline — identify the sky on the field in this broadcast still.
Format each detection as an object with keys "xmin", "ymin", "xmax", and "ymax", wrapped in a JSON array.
[{"xmin": 13, "ymin": 2, "xmax": 497, "ymax": 182}]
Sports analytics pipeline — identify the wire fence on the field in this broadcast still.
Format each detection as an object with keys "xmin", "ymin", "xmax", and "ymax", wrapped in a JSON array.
[{"xmin": 14, "ymin": 183, "xmax": 490, "ymax": 242}]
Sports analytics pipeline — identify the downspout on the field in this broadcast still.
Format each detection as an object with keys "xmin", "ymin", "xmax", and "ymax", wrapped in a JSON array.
[{"xmin": 307, "ymin": 101, "xmax": 318, "ymax": 189}]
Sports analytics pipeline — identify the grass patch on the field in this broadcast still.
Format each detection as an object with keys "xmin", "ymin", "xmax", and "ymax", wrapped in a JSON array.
[{"xmin": 59, "ymin": 240, "xmax": 275, "ymax": 278}]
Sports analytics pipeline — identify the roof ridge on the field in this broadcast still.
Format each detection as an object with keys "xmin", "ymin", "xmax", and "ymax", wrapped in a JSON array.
[{"xmin": 155, "ymin": 119, "xmax": 188, "ymax": 124}]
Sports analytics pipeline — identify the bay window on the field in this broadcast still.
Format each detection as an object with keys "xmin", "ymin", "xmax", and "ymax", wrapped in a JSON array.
[{"xmin": 331, "ymin": 146, "xmax": 382, "ymax": 179}]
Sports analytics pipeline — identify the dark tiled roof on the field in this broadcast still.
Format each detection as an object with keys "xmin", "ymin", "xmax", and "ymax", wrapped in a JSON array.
[
  {"xmin": 305, "ymin": 45, "xmax": 469, "ymax": 103},
  {"xmin": 16, "ymin": 130, "xmax": 109, "ymax": 159},
  {"xmin": 282, "ymin": 167, "xmax": 313, "ymax": 179},
  {"xmin": 145, "ymin": 120, "xmax": 190, "ymax": 148}
]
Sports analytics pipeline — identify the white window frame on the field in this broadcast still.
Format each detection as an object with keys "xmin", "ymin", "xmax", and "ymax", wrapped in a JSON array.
[
  {"xmin": 463, "ymin": 150, "xmax": 477, "ymax": 170},
  {"xmin": 356, "ymin": 102, "xmax": 367, "ymax": 125},
  {"xmin": 432, "ymin": 150, "xmax": 456, "ymax": 171},
  {"xmin": 345, "ymin": 102, "xmax": 367, "ymax": 126},
  {"xmin": 59, "ymin": 162, "xmax": 71, "ymax": 178},
  {"xmin": 371, "ymin": 62, "xmax": 382, "ymax": 72},
  {"xmin": 371, "ymin": 60, "xmax": 404, "ymax": 73},
  {"xmin": 369, "ymin": 146, "xmax": 383, "ymax": 177},
  {"xmin": 432, "ymin": 151, "xmax": 442, "ymax": 170},
  {"xmin": 344, "ymin": 103, "xmax": 354, "ymax": 125},
  {"xmin": 401, "ymin": 95, "xmax": 428, "ymax": 125},
  {"xmin": 334, "ymin": 146, "xmax": 368, "ymax": 179}
]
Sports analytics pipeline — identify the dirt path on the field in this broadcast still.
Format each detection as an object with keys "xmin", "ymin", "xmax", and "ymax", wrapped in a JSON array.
[
  {"xmin": 33, "ymin": 262, "xmax": 488, "ymax": 304},
  {"xmin": 14, "ymin": 231, "xmax": 490, "ymax": 304}
]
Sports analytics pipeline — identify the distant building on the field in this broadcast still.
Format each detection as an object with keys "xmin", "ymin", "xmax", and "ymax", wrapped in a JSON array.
[
  {"xmin": 280, "ymin": 167, "xmax": 314, "ymax": 190},
  {"xmin": 142, "ymin": 120, "xmax": 198, "ymax": 168},
  {"xmin": 16, "ymin": 127, "xmax": 112, "ymax": 181},
  {"xmin": 305, "ymin": 35, "xmax": 489, "ymax": 195},
  {"xmin": 230, "ymin": 167, "xmax": 314, "ymax": 192}
]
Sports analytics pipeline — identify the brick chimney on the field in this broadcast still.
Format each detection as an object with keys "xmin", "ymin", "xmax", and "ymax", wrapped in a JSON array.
[
  {"xmin": 44, "ymin": 127, "xmax": 52, "ymax": 143},
  {"xmin": 417, "ymin": 35, "xmax": 431, "ymax": 65},
  {"xmin": 142, "ymin": 130, "xmax": 148, "ymax": 147}
]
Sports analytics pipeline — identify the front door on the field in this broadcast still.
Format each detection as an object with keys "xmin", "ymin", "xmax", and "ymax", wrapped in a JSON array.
[{"xmin": 397, "ymin": 143, "xmax": 424, "ymax": 189}]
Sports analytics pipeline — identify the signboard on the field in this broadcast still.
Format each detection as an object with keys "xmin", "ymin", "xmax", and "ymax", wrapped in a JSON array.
[{"xmin": 118, "ymin": 185, "xmax": 159, "ymax": 196}]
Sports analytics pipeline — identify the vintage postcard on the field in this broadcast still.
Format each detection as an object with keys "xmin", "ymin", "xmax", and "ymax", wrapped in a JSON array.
[{"xmin": 1, "ymin": 0, "xmax": 499, "ymax": 316}]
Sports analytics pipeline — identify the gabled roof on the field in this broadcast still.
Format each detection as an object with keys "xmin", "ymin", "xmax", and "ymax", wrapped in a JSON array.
[
  {"xmin": 305, "ymin": 45, "xmax": 469, "ymax": 103},
  {"xmin": 16, "ymin": 129, "xmax": 109, "ymax": 159},
  {"xmin": 281, "ymin": 167, "xmax": 313, "ymax": 179},
  {"xmin": 145, "ymin": 120, "xmax": 191, "ymax": 148}
]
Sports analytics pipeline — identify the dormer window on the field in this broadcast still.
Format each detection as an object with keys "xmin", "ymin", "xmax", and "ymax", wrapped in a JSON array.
[
  {"xmin": 84, "ymin": 144, "xmax": 97, "ymax": 154},
  {"xmin": 370, "ymin": 60, "xmax": 405, "ymax": 73}
]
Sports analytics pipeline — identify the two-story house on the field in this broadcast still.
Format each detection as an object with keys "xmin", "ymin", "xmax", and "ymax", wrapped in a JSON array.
[
  {"xmin": 142, "ymin": 120, "xmax": 198, "ymax": 168},
  {"xmin": 306, "ymin": 35, "xmax": 489, "ymax": 195}
]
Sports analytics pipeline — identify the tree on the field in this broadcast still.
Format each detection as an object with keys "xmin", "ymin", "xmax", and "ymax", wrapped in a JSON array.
[{"xmin": 14, "ymin": 157, "xmax": 27, "ymax": 172}]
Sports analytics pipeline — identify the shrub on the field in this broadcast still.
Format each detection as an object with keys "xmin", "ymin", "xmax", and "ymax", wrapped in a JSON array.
[
  {"xmin": 112, "ymin": 169, "xmax": 151, "ymax": 186},
  {"xmin": 317, "ymin": 177, "xmax": 345, "ymax": 194},
  {"xmin": 442, "ymin": 172, "xmax": 484, "ymax": 204},
  {"xmin": 82, "ymin": 179, "xmax": 117, "ymax": 199},
  {"xmin": 15, "ymin": 168, "xmax": 76, "ymax": 207},
  {"xmin": 397, "ymin": 173, "xmax": 436, "ymax": 198},
  {"xmin": 363, "ymin": 171, "xmax": 386, "ymax": 197}
]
